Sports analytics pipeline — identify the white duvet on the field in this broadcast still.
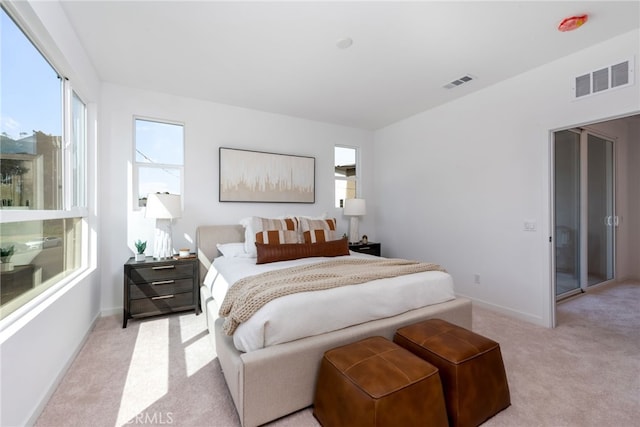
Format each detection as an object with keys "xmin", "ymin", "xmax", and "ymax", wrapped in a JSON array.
[{"xmin": 204, "ymin": 252, "xmax": 455, "ymax": 352}]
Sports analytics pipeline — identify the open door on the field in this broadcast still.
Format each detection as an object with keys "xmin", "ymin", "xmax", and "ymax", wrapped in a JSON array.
[{"xmin": 553, "ymin": 129, "xmax": 616, "ymax": 300}]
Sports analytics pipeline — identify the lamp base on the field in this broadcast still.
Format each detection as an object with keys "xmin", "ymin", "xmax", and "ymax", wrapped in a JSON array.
[
  {"xmin": 348, "ymin": 216, "xmax": 360, "ymax": 244},
  {"xmin": 153, "ymin": 218, "xmax": 173, "ymax": 259}
]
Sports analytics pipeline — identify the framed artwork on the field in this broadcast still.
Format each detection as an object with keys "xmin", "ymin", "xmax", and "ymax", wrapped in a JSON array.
[{"xmin": 219, "ymin": 147, "xmax": 315, "ymax": 203}]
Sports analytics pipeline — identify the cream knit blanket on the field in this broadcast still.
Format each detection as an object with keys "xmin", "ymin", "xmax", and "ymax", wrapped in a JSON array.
[{"xmin": 219, "ymin": 258, "xmax": 446, "ymax": 335}]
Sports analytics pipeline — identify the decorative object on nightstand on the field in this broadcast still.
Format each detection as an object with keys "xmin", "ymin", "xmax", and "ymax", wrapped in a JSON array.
[
  {"xmin": 145, "ymin": 192, "xmax": 181, "ymax": 259},
  {"xmin": 343, "ymin": 198, "xmax": 366, "ymax": 244},
  {"xmin": 123, "ymin": 256, "xmax": 199, "ymax": 328},
  {"xmin": 134, "ymin": 240, "xmax": 147, "ymax": 261},
  {"xmin": 349, "ymin": 241, "xmax": 381, "ymax": 257}
]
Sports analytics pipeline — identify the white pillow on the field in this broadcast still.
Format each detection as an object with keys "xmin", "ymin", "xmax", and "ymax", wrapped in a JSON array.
[
  {"xmin": 297, "ymin": 213, "xmax": 328, "ymax": 219},
  {"xmin": 216, "ymin": 242, "xmax": 250, "ymax": 258},
  {"xmin": 239, "ymin": 217, "xmax": 256, "ymax": 255}
]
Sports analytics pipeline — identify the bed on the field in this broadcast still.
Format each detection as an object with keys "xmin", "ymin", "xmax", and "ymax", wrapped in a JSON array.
[{"xmin": 196, "ymin": 224, "xmax": 472, "ymax": 427}]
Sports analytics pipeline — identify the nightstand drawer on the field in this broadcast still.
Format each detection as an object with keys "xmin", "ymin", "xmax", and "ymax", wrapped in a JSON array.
[
  {"xmin": 123, "ymin": 256, "xmax": 199, "ymax": 328},
  {"xmin": 349, "ymin": 242, "xmax": 381, "ymax": 257},
  {"xmin": 129, "ymin": 292, "xmax": 194, "ymax": 316},
  {"xmin": 129, "ymin": 263, "xmax": 194, "ymax": 282},
  {"xmin": 129, "ymin": 278, "xmax": 194, "ymax": 300}
]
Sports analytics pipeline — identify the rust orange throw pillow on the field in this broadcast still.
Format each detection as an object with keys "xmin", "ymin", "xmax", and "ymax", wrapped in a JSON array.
[{"xmin": 256, "ymin": 238, "xmax": 349, "ymax": 264}]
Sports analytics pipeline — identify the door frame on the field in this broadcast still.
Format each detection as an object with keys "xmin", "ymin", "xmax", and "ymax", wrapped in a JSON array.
[{"xmin": 550, "ymin": 124, "xmax": 620, "ymax": 326}]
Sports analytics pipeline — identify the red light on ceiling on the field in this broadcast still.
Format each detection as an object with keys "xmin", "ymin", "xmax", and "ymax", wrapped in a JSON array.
[{"xmin": 558, "ymin": 14, "xmax": 588, "ymax": 32}]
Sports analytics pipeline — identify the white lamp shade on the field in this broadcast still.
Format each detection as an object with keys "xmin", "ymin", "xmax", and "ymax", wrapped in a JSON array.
[
  {"xmin": 343, "ymin": 198, "xmax": 366, "ymax": 216},
  {"xmin": 145, "ymin": 193, "xmax": 182, "ymax": 219}
]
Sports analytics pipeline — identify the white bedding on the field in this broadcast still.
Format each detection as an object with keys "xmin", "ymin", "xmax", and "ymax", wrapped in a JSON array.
[{"xmin": 204, "ymin": 252, "xmax": 455, "ymax": 352}]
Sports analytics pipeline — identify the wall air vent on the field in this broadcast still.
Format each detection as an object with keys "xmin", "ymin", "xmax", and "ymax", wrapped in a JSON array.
[
  {"xmin": 573, "ymin": 58, "xmax": 635, "ymax": 100},
  {"xmin": 444, "ymin": 75, "xmax": 474, "ymax": 89}
]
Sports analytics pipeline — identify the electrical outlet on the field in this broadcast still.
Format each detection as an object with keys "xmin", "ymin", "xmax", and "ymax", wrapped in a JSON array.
[{"xmin": 474, "ymin": 274, "xmax": 481, "ymax": 284}]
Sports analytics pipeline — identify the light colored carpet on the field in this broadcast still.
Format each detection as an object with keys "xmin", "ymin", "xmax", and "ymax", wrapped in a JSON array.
[{"xmin": 35, "ymin": 281, "xmax": 640, "ymax": 427}]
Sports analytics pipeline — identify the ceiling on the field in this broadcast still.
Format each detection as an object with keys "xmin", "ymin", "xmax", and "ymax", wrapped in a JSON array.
[{"xmin": 59, "ymin": 1, "xmax": 640, "ymax": 130}]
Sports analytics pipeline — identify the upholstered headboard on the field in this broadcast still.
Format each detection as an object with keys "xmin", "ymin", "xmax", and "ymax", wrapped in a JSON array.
[{"xmin": 195, "ymin": 225, "xmax": 244, "ymax": 285}]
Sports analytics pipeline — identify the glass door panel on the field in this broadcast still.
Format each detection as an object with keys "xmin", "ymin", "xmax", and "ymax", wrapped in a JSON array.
[
  {"xmin": 587, "ymin": 134, "xmax": 615, "ymax": 285},
  {"xmin": 554, "ymin": 130, "xmax": 581, "ymax": 296},
  {"xmin": 554, "ymin": 129, "xmax": 616, "ymax": 299}
]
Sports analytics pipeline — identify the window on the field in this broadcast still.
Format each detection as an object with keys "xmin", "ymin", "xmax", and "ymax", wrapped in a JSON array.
[
  {"xmin": 0, "ymin": 7, "xmax": 87, "ymax": 320},
  {"xmin": 71, "ymin": 92, "xmax": 87, "ymax": 208},
  {"xmin": 334, "ymin": 145, "xmax": 358, "ymax": 208},
  {"xmin": 134, "ymin": 118, "xmax": 184, "ymax": 207}
]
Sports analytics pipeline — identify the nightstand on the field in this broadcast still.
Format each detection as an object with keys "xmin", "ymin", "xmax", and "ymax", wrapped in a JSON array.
[
  {"xmin": 123, "ymin": 256, "xmax": 199, "ymax": 328},
  {"xmin": 349, "ymin": 242, "xmax": 381, "ymax": 257}
]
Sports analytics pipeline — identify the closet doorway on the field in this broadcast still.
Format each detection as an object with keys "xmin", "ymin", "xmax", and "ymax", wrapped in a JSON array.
[{"xmin": 553, "ymin": 128, "xmax": 616, "ymax": 299}]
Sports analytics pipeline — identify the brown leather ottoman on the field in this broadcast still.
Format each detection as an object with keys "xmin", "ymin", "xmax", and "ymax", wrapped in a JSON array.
[
  {"xmin": 313, "ymin": 336, "xmax": 448, "ymax": 427},
  {"xmin": 394, "ymin": 319, "xmax": 510, "ymax": 427}
]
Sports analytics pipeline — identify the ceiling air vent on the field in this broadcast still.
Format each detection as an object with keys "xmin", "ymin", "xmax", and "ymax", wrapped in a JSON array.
[
  {"xmin": 444, "ymin": 75, "xmax": 474, "ymax": 89},
  {"xmin": 573, "ymin": 58, "xmax": 635, "ymax": 99}
]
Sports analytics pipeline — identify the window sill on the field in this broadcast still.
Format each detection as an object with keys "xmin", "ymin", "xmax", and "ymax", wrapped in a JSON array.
[{"xmin": 0, "ymin": 264, "xmax": 96, "ymax": 341}]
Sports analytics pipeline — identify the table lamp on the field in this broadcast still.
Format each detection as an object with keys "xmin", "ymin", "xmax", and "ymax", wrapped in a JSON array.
[
  {"xmin": 145, "ymin": 193, "xmax": 182, "ymax": 259},
  {"xmin": 344, "ymin": 198, "xmax": 366, "ymax": 244}
]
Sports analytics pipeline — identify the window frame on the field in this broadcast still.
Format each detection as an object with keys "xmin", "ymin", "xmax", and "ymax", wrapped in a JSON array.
[
  {"xmin": 132, "ymin": 116, "xmax": 185, "ymax": 210},
  {"xmin": 0, "ymin": 5, "xmax": 90, "ymax": 326},
  {"xmin": 334, "ymin": 144, "xmax": 359, "ymax": 208}
]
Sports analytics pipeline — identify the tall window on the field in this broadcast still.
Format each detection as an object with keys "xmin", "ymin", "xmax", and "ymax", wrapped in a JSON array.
[
  {"xmin": 0, "ymin": 7, "xmax": 87, "ymax": 320},
  {"xmin": 334, "ymin": 145, "xmax": 358, "ymax": 208},
  {"xmin": 134, "ymin": 118, "xmax": 184, "ymax": 208}
]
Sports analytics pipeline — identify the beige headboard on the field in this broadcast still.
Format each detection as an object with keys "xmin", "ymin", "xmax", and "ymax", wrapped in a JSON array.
[{"xmin": 196, "ymin": 224, "xmax": 244, "ymax": 285}]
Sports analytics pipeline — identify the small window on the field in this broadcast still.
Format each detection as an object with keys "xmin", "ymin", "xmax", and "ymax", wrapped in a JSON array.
[
  {"xmin": 334, "ymin": 146, "xmax": 357, "ymax": 208},
  {"xmin": 134, "ymin": 119, "xmax": 184, "ymax": 207}
]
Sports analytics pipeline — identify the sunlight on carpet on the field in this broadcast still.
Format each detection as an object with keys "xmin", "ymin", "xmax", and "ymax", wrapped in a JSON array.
[
  {"xmin": 180, "ymin": 314, "xmax": 216, "ymax": 377},
  {"xmin": 115, "ymin": 318, "xmax": 169, "ymax": 425}
]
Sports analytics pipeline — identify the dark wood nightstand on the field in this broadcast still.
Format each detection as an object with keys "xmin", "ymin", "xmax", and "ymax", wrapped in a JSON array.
[
  {"xmin": 349, "ymin": 242, "xmax": 381, "ymax": 257},
  {"xmin": 123, "ymin": 256, "xmax": 199, "ymax": 328}
]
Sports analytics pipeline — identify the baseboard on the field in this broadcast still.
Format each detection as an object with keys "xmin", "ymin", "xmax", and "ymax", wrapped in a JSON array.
[
  {"xmin": 615, "ymin": 275, "xmax": 640, "ymax": 283},
  {"xmin": 100, "ymin": 306, "xmax": 121, "ymax": 317},
  {"xmin": 25, "ymin": 311, "xmax": 101, "ymax": 426},
  {"xmin": 457, "ymin": 293, "xmax": 548, "ymax": 328}
]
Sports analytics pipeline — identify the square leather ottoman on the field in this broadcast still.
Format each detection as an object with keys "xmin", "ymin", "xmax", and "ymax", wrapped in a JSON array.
[
  {"xmin": 313, "ymin": 336, "xmax": 448, "ymax": 427},
  {"xmin": 394, "ymin": 319, "xmax": 510, "ymax": 427}
]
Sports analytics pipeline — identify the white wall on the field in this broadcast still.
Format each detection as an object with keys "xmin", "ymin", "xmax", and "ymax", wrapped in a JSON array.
[
  {"xmin": 0, "ymin": 1, "xmax": 101, "ymax": 426},
  {"xmin": 373, "ymin": 29, "xmax": 640, "ymax": 327},
  {"xmin": 99, "ymin": 84, "xmax": 374, "ymax": 314}
]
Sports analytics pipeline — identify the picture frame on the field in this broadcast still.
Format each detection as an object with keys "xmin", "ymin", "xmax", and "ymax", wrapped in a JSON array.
[{"xmin": 219, "ymin": 147, "xmax": 315, "ymax": 203}]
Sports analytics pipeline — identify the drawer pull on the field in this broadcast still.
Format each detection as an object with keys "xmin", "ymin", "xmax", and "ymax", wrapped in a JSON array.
[
  {"xmin": 151, "ymin": 294, "xmax": 175, "ymax": 300},
  {"xmin": 360, "ymin": 246, "xmax": 370, "ymax": 250},
  {"xmin": 152, "ymin": 265, "xmax": 176, "ymax": 270},
  {"xmin": 151, "ymin": 280, "xmax": 175, "ymax": 286}
]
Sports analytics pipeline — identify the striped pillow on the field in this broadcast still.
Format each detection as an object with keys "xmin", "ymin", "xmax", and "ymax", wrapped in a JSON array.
[
  {"xmin": 256, "ymin": 217, "xmax": 298, "ymax": 233},
  {"xmin": 242, "ymin": 216, "xmax": 298, "ymax": 257},
  {"xmin": 300, "ymin": 218, "xmax": 337, "ymax": 243},
  {"xmin": 255, "ymin": 229, "xmax": 299, "ymax": 245}
]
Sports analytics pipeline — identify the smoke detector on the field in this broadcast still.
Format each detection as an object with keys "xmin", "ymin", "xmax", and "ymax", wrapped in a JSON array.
[{"xmin": 336, "ymin": 38, "xmax": 353, "ymax": 49}]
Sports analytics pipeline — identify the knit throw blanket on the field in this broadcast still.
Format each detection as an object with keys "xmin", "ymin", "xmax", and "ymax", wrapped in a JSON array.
[{"xmin": 219, "ymin": 258, "xmax": 446, "ymax": 336}]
